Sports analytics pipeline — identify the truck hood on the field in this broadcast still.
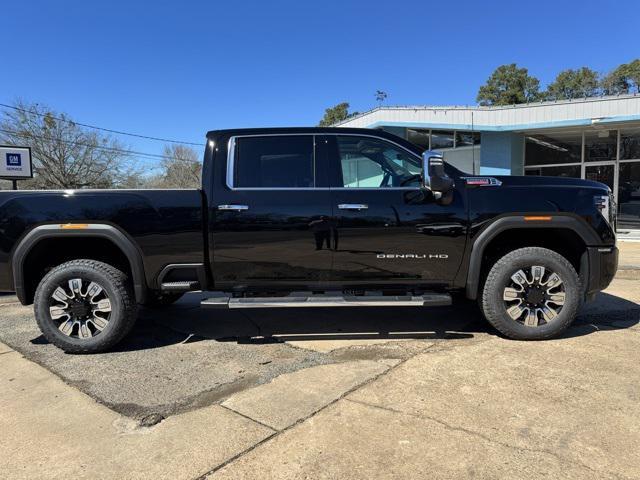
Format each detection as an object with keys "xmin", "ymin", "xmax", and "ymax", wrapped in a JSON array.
[{"xmin": 490, "ymin": 175, "xmax": 610, "ymax": 192}]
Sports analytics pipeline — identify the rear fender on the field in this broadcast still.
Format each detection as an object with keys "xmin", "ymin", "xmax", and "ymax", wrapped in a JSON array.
[{"xmin": 11, "ymin": 224, "xmax": 147, "ymax": 304}]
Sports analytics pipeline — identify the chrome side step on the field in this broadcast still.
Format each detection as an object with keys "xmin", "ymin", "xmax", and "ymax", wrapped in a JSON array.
[{"xmin": 201, "ymin": 293, "xmax": 451, "ymax": 309}]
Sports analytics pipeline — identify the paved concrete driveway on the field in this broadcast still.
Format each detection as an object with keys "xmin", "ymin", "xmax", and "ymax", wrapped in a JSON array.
[{"xmin": 0, "ymin": 273, "xmax": 638, "ymax": 478}]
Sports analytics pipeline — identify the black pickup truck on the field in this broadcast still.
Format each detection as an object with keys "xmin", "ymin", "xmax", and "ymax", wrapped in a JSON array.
[{"xmin": 0, "ymin": 127, "xmax": 618, "ymax": 353}]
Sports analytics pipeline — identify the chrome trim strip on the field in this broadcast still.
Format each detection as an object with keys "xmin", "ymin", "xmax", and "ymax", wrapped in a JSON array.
[
  {"xmin": 201, "ymin": 294, "xmax": 452, "ymax": 309},
  {"xmin": 338, "ymin": 203, "xmax": 369, "ymax": 210},
  {"xmin": 226, "ymin": 136, "xmax": 236, "ymax": 189},
  {"xmin": 218, "ymin": 204, "xmax": 249, "ymax": 211},
  {"xmin": 220, "ymin": 187, "xmax": 420, "ymax": 191}
]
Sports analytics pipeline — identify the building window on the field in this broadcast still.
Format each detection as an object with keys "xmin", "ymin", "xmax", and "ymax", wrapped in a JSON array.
[
  {"xmin": 406, "ymin": 129, "xmax": 481, "ymax": 150},
  {"xmin": 525, "ymin": 165, "xmax": 582, "ymax": 178},
  {"xmin": 620, "ymin": 128, "xmax": 640, "ymax": 160},
  {"xmin": 585, "ymin": 164, "xmax": 615, "ymax": 191},
  {"xmin": 430, "ymin": 130, "xmax": 454, "ymax": 150},
  {"xmin": 618, "ymin": 161, "xmax": 640, "ymax": 229},
  {"xmin": 405, "ymin": 128, "xmax": 479, "ymax": 174},
  {"xmin": 584, "ymin": 130, "xmax": 617, "ymax": 162},
  {"xmin": 455, "ymin": 132, "xmax": 481, "ymax": 147},
  {"xmin": 406, "ymin": 129, "xmax": 430, "ymax": 151},
  {"xmin": 525, "ymin": 132, "xmax": 582, "ymax": 166}
]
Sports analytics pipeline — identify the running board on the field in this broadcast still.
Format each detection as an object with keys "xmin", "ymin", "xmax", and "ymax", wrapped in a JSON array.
[
  {"xmin": 201, "ymin": 294, "xmax": 451, "ymax": 309},
  {"xmin": 161, "ymin": 281, "xmax": 200, "ymax": 292}
]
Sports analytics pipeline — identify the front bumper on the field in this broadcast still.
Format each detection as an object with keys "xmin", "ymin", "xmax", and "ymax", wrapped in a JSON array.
[{"xmin": 585, "ymin": 246, "xmax": 618, "ymax": 296}]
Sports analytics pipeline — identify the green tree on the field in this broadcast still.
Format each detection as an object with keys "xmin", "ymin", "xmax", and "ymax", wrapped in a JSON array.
[
  {"xmin": 545, "ymin": 67, "xmax": 599, "ymax": 100},
  {"xmin": 626, "ymin": 59, "xmax": 640, "ymax": 93},
  {"xmin": 476, "ymin": 64, "xmax": 541, "ymax": 106},
  {"xmin": 601, "ymin": 64, "xmax": 630, "ymax": 95},
  {"xmin": 600, "ymin": 59, "xmax": 640, "ymax": 95},
  {"xmin": 318, "ymin": 102, "xmax": 358, "ymax": 126}
]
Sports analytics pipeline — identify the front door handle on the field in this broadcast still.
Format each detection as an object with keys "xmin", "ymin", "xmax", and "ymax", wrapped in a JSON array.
[
  {"xmin": 218, "ymin": 204, "xmax": 249, "ymax": 211},
  {"xmin": 338, "ymin": 203, "xmax": 368, "ymax": 211}
]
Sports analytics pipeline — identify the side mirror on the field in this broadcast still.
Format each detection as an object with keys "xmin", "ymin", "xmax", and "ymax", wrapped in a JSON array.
[{"xmin": 422, "ymin": 150, "xmax": 454, "ymax": 197}]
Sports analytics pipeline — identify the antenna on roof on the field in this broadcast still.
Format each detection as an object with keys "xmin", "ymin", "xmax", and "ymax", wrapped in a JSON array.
[{"xmin": 375, "ymin": 90, "xmax": 388, "ymax": 107}]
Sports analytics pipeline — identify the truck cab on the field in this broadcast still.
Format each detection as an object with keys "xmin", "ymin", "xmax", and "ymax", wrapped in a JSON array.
[{"xmin": 205, "ymin": 128, "xmax": 467, "ymax": 291}]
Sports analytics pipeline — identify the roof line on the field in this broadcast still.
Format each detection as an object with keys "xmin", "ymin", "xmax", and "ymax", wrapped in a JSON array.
[{"xmin": 333, "ymin": 93, "xmax": 640, "ymax": 126}]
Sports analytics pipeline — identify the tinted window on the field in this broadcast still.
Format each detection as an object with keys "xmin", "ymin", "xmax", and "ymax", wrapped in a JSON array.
[
  {"xmin": 618, "ymin": 161, "xmax": 640, "ymax": 229},
  {"xmin": 620, "ymin": 128, "xmax": 640, "ymax": 160},
  {"xmin": 337, "ymin": 136, "xmax": 421, "ymax": 188},
  {"xmin": 525, "ymin": 132, "xmax": 582, "ymax": 166},
  {"xmin": 234, "ymin": 136, "xmax": 314, "ymax": 188},
  {"xmin": 430, "ymin": 130, "xmax": 454, "ymax": 149},
  {"xmin": 525, "ymin": 165, "xmax": 581, "ymax": 178},
  {"xmin": 585, "ymin": 130, "xmax": 617, "ymax": 163},
  {"xmin": 455, "ymin": 131, "xmax": 481, "ymax": 147},
  {"xmin": 407, "ymin": 128, "xmax": 430, "ymax": 150}
]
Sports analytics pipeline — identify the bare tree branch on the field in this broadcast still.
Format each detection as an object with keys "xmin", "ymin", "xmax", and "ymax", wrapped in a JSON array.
[
  {"xmin": 0, "ymin": 100, "xmax": 136, "ymax": 189},
  {"xmin": 148, "ymin": 144, "xmax": 202, "ymax": 189}
]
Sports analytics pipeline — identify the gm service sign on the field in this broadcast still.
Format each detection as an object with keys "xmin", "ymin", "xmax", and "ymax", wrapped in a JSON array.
[{"xmin": 0, "ymin": 145, "xmax": 33, "ymax": 179}]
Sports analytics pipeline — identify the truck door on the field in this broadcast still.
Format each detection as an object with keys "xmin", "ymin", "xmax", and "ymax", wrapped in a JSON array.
[
  {"xmin": 210, "ymin": 134, "xmax": 333, "ymax": 289},
  {"xmin": 327, "ymin": 134, "xmax": 467, "ymax": 285}
]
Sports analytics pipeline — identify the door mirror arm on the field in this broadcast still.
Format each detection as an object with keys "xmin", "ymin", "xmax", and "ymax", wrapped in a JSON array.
[{"xmin": 422, "ymin": 151, "xmax": 454, "ymax": 199}]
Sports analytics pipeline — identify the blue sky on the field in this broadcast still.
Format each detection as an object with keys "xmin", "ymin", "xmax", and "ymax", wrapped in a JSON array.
[{"xmin": 1, "ymin": 0, "xmax": 638, "ymax": 161}]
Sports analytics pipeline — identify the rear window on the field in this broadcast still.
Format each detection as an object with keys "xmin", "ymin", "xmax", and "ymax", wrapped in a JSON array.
[{"xmin": 233, "ymin": 135, "xmax": 314, "ymax": 188}]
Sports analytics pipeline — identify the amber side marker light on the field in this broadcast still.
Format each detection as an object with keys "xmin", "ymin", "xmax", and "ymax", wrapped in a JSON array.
[
  {"xmin": 524, "ymin": 216, "xmax": 552, "ymax": 221},
  {"xmin": 59, "ymin": 223, "xmax": 89, "ymax": 229}
]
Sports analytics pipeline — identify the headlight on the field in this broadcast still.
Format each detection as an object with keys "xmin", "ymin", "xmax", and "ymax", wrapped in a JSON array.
[{"xmin": 594, "ymin": 194, "xmax": 612, "ymax": 226}]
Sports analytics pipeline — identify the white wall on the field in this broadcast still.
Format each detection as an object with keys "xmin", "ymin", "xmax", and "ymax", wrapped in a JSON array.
[{"xmin": 336, "ymin": 95, "xmax": 640, "ymax": 131}]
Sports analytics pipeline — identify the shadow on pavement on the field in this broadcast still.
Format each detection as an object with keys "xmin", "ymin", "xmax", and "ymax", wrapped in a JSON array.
[
  {"xmin": 561, "ymin": 291, "xmax": 640, "ymax": 339},
  {"xmin": 105, "ymin": 295, "xmax": 487, "ymax": 352},
  {"xmin": 28, "ymin": 291, "xmax": 639, "ymax": 353},
  {"xmin": 149, "ymin": 290, "xmax": 639, "ymax": 348}
]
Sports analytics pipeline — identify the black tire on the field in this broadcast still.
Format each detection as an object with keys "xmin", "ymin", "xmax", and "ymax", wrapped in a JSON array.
[
  {"xmin": 34, "ymin": 259, "xmax": 138, "ymax": 353},
  {"xmin": 142, "ymin": 291, "xmax": 184, "ymax": 308},
  {"xmin": 481, "ymin": 247, "xmax": 581, "ymax": 340}
]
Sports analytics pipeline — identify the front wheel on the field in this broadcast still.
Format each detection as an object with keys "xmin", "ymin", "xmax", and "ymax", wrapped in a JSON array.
[
  {"xmin": 34, "ymin": 259, "xmax": 138, "ymax": 353},
  {"xmin": 481, "ymin": 247, "xmax": 581, "ymax": 340}
]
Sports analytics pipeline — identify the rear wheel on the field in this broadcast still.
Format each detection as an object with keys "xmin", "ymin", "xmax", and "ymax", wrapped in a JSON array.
[
  {"xmin": 481, "ymin": 247, "xmax": 581, "ymax": 340},
  {"xmin": 34, "ymin": 259, "xmax": 138, "ymax": 353}
]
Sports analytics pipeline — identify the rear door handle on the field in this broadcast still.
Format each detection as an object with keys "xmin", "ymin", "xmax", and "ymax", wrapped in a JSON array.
[
  {"xmin": 338, "ymin": 203, "xmax": 368, "ymax": 211},
  {"xmin": 218, "ymin": 204, "xmax": 249, "ymax": 211}
]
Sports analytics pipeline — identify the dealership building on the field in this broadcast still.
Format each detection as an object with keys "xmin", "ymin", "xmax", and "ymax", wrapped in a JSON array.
[{"xmin": 335, "ymin": 94, "xmax": 640, "ymax": 230}]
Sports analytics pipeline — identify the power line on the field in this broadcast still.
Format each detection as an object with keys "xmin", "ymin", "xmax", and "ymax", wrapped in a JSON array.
[
  {"xmin": 0, "ymin": 127, "xmax": 198, "ymax": 163},
  {"xmin": 0, "ymin": 102, "xmax": 203, "ymax": 146}
]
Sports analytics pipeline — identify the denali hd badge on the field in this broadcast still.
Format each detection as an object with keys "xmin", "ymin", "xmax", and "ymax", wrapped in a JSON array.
[{"xmin": 377, "ymin": 254, "xmax": 448, "ymax": 259}]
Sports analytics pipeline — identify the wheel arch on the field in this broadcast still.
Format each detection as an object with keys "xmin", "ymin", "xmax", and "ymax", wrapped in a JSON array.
[
  {"xmin": 11, "ymin": 224, "xmax": 147, "ymax": 305},
  {"xmin": 465, "ymin": 215, "xmax": 599, "ymax": 300}
]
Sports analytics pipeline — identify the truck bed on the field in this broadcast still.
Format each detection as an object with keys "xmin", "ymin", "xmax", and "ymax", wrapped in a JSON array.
[{"xmin": 0, "ymin": 189, "xmax": 205, "ymax": 292}]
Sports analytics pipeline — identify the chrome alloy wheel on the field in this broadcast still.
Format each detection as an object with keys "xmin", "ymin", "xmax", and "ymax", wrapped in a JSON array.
[
  {"xmin": 49, "ymin": 278, "xmax": 112, "ymax": 339},
  {"xmin": 502, "ymin": 266, "xmax": 566, "ymax": 327}
]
